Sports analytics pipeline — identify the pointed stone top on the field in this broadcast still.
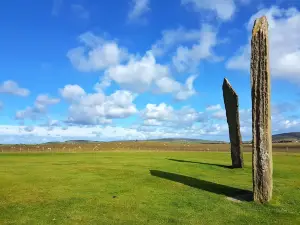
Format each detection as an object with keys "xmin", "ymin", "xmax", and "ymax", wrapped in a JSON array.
[
  {"xmin": 223, "ymin": 77, "xmax": 230, "ymax": 86},
  {"xmin": 223, "ymin": 77, "xmax": 233, "ymax": 89},
  {"xmin": 252, "ymin": 16, "xmax": 268, "ymax": 36},
  {"xmin": 222, "ymin": 78, "xmax": 237, "ymax": 96}
]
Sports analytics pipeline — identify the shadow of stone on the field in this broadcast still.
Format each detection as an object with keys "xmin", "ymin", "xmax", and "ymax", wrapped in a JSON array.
[
  {"xmin": 168, "ymin": 158, "xmax": 233, "ymax": 169},
  {"xmin": 150, "ymin": 170, "xmax": 252, "ymax": 202}
]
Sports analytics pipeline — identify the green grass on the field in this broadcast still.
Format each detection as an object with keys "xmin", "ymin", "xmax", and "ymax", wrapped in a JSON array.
[{"xmin": 0, "ymin": 152, "xmax": 299, "ymax": 225}]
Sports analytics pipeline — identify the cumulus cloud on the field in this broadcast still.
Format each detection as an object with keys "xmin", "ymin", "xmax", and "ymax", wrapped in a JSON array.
[
  {"xmin": 105, "ymin": 51, "xmax": 168, "ymax": 92},
  {"xmin": 104, "ymin": 51, "xmax": 198, "ymax": 100},
  {"xmin": 181, "ymin": 0, "xmax": 236, "ymax": 21},
  {"xmin": 10, "ymin": 100, "xmax": 300, "ymax": 144},
  {"xmin": 230, "ymin": 104, "xmax": 300, "ymax": 137},
  {"xmin": 0, "ymin": 80, "xmax": 30, "ymax": 97},
  {"xmin": 128, "ymin": 0, "xmax": 150, "ymax": 22},
  {"xmin": 271, "ymin": 111, "xmax": 300, "ymax": 133},
  {"xmin": 67, "ymin": 32, "xmax": 129, "ymax": 72},
  {"xmin": 94, "ymin": 76, "xmax": 111, "ymax": 91},
  {"xmin": 151, "ymin": 27, "xmax": 204, "ymax": 56},
  {"xmin": 154, "ymin": 75, "xmax": 197, "ymax": 101},
  {"xmin": 141, "ymin": 103, "xmax": 205, "ymax": 127},
  {"xmin": 206, "ymin": 104, "xmax": 222, "ymax": 111},
  {"xmin": 68, "ymin": 30, "xmax": 198, "ymax": 101},
  {"xmin": 172, "ymin": 24, "xmax": 222, "ymax": 72},
  {"xmin": 59, "ymin": 84, "xmax": 86, "ymax": 102},
  {"xmin": 40, "ymin": 119, "xmax": 61, "ymax": 131},
  {"xmin": 15, "ymin": 94, "xmax": 60, "ymax": 121},
  {"xmin": 60, "ymin": 85, "xmax": 137, "ymax": 125},
  {"xmin": 0, "ymin": 120, "xmax": 230, "ymax": 144},
  {"xmin": 174, "ymin": 75, "xmax": 197, "ymax": 101},
  {"xmin": 35, "ymin": 94, "xmax": 60, "ymax": 110},
  {"xmin": 5, "ymin": 99, "xmax": 300, "ymax": 144},
  {"xmin": 226, "ymin": 7, "xmax": 300, "ymax": 83},
  {"xmin": 212, "ymin": 109, "xmax": 226, "ymax": 119},
  {"xmin": 24, "ymin": 126, "xmax": 35, "ymax": 132}
]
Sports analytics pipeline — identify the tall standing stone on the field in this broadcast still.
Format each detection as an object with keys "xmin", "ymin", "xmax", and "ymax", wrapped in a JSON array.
[
  {"xmin": 251, "ymin": 16, "xmax": 272, "ymax": 203},
  {"xmin": 222, "ymin": 78, "xmax": 244, "ymax": 168}
]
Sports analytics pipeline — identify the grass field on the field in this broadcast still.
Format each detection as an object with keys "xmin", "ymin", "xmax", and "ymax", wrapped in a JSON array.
[{"xmin": 1, "ymin": 151, "xmax": 300, "ymax": 224}]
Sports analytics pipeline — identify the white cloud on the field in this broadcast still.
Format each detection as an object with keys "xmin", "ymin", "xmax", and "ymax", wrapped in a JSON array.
[
  {"xmin": 271, "ymin": 112, "xmax": 300, "ymax": 133},
  {"xmin": 15, "ymin": 107, "xmax": 42, "ymax": 121},
  {"xmin": 35, "ymin": 94, "xmax": 60, "ymax": 108},
  {"xmin": 154, "ymin": 77, "xmax": 181, "ymax": 93},
  {"xmin": 15, "ymin": 94, "xmax": 60, "ymax": 121},
  {"xmin": 59, "ymin": 84, "xmax": 86, "ymax": 102},
  {"xmin": 141, "ymin": 103, "xmax": 204, "ymax": 127},
  {"xmin": 142, "ymin": 103, "xmax": 174, "ymax": 121},
  {"xmin": 212, "ymin": 109, "xmax": 226, "ymax": 119},
  {"xmin": 174, "ymin": 75, "xmax": 197, "ymax": 101},
  {"xmin": 0, "ymin": 80, "xmax": 30, "ymax": 97},
  {"xmin": 13, "ymin": 99, "xmax": 300, "ymax": 144},
  {"xmin": 225, "ymin": 105, "xmax": 300, "ymax": 137},
  {"xmin": 41, "ymin": 119, "xmax": 61, "ymax": 131},
  {"xmin": 0, "ymin": 124, "xmax": 226, "ymax": 144},
  {"xmin": 94, "ymin": 76, "xmax": 112, "ymax": 91},
  {"xmin": 67, "ymin": 32, "xmax": 129, "ymax": 72},
  {"xmin": 202, "ymin": 123, "xmax": 228, "ymax": 135},
  {"xmin": 276, "ymin": 120, "xmax": 300, "ymax": 130},
  {"xmin": 24, "ymin": 126, "xmax": 35, "ymax": 132},
  {"xmin": 68, "ymin": 31, "xmax": 197, "ymax": 100},
  {"xmin": 9, "ymin": 100, "xmax": 300, "ymax": 143},
  {"xmin": 105, "ymin": 51, "xmax": 167, "ymax": 92},
  {"xmin": 105, "ymin": 51, "xmax": 197, "ymax": 100},
  {"xmin": 60, "ymin": 85, "xmax": 138, "ymax": 125},
  {"xmin": 71, "ymin": 4, "xmax": 89, "ymax": 20},
  {"xmin": 239, "ymin": 108, "xmax": 251, "ymax": 128},
  {"xmin": 181, "ymin": 0, "xmax": 236, "ymax": 21},
  {"xmin": 128, "ymin": 0, "xmax": 150, "ymax": 22},
  {"xmin": 227, "ymin": 7, "xmax": 300, "ymax": 83},
  {"xmin": 155, "ymin": 75, "xmax": 197, "ymax": 101},
  {"xmin": 152, "ymin": 27, "xmax": 204, "ymax": 56},
  {"xmin": 0, "ymin": 125, "xmax": 140, "ymax": 139},
  {"xmin": 206, "ymin": 104, "xmax": 222, "ymax": 111},
  {"xmin": 172, "ymin": 24, "xmax": 221, "ymax": 72}
]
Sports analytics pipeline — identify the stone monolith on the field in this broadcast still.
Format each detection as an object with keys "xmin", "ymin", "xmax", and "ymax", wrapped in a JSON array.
[
  {"xmin": 222, "ymin": 78, "xmax": 244, "ymax": 168},
  {"xmin": 251, "ymin": 16, "xmax": 273, "ymax": 203}
]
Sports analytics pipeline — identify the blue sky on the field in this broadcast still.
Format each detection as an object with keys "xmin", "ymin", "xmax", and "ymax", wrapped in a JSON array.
[{"xmin": 0, "ymin": 0, "xmax": 300, "ymax": 144}]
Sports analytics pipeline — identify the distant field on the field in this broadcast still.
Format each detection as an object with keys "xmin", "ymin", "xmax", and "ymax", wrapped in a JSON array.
[
  {"xmin": 1, "ymin": 142, "xmax": 300, "ymax": 152},
  {"xmin": 0, "ymin": 152, "xmax": 299, "ymax": 225}
]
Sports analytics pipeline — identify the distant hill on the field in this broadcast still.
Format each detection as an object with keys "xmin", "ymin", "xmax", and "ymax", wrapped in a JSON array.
[
  {"xmin": 145, "ymin": 138, "xmax": 227, "ymax": 144},
  {"xmin": 53, "ymin": 138, "xmax": 226, "ymax": 144},
  {"xmin": 45, "ymin": 132, "xmax": 300, "ymax": 145},
  {"xmin": 243, "ymin": 132, "xmax": 300, "ymax": 144},
  {"xmin": 272, "ymin": 132, "xmax": 300, "ymax": 142},
  {"xmin": 64, "ymin": 140, "xmax": 99, "ymax": 143},
  {"xmin": 44, "ymin": 140, "xmax": 100, "ymax": 144}
]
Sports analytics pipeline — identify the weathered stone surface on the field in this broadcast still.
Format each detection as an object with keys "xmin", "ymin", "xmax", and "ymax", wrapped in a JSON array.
[
  {"xmin": 222, "ymin": 78, "xmax": 244, "ymax": 168},
  {"xmin": 251, "ymin": 16, "xmax": 273, "ymax": 203}
]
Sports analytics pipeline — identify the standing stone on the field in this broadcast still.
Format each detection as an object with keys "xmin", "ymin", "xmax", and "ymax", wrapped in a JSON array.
[
  {"xmin": 222, "ymin": 78, "xmax": 244, "ymax": 168},
  {"xmin": 251, "ymin": 16, "xmax": 273, "ymax": 203}
]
